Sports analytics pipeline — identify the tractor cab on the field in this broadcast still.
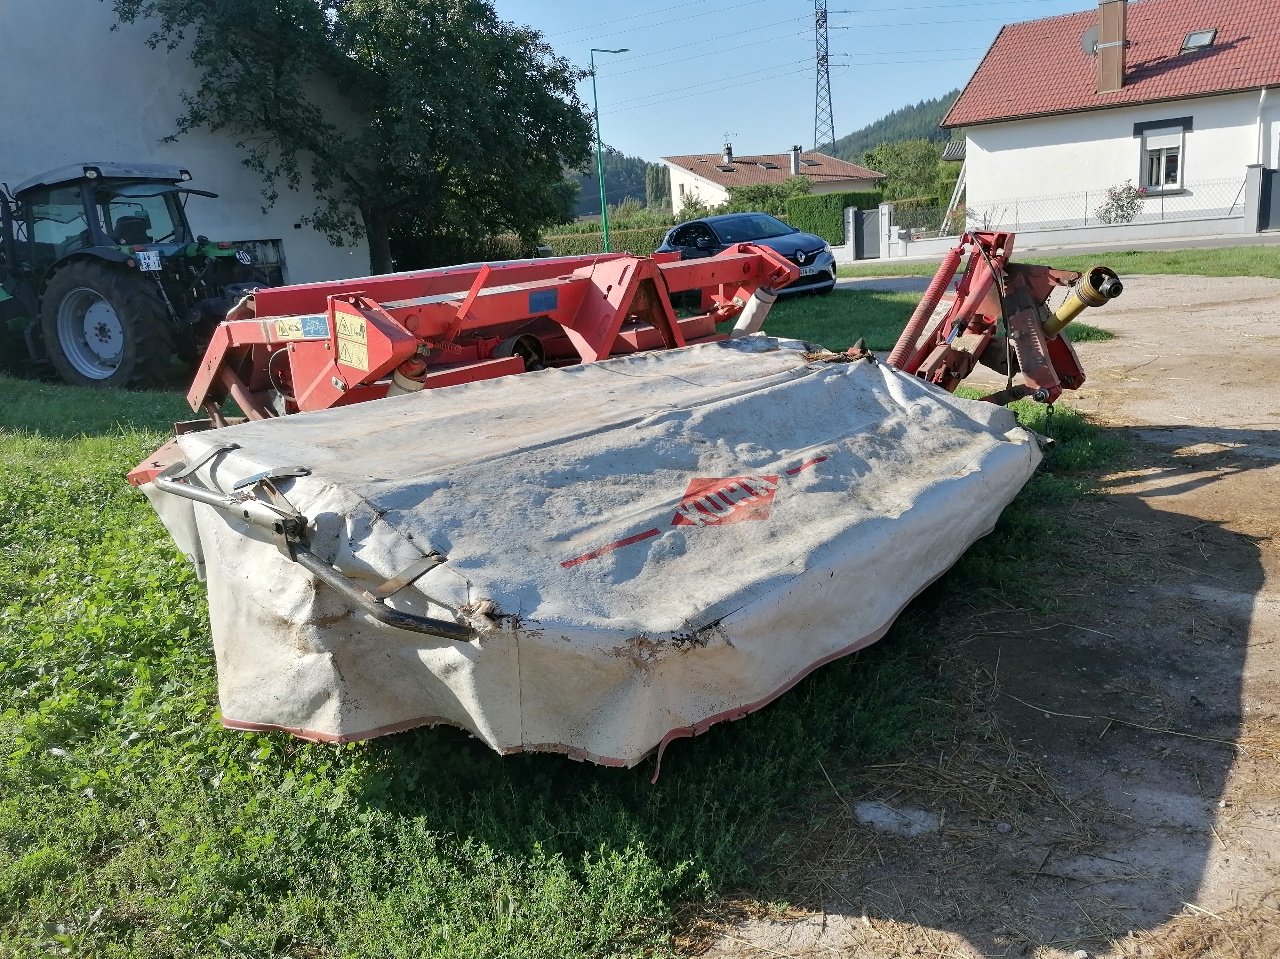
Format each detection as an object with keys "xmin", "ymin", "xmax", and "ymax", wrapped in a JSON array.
[
  {"xmin": 0, "ymin": 162, "xmax": 267, "ymax": 388},
  {"xmin": 2, "ymin": 163, "xmax": 202, "ymax": 287}
]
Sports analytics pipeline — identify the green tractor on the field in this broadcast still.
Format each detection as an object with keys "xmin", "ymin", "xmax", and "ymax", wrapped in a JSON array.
[{"xmin": 0, "ymin": 162, "xmax": 270, "ymax": 388}]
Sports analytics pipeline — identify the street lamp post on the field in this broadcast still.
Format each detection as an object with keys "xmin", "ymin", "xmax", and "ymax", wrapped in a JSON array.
[{"xmin": 589, "ymin": 47, "xmax": 628, "ymax": 253}]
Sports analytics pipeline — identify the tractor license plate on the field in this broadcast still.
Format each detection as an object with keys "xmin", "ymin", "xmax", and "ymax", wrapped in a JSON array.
[
  {"xmin": 138, "ymin": 251, "xmax": 162, "ymax": 272},
  {"xmin": 799, "ymin": 265, "xmax": 818, "ymax": 276}
]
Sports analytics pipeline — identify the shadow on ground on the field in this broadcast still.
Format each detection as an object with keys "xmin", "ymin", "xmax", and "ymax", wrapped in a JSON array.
[
  {"xmin": 686, "ymin": 427, "xmax": 1280, "ymax": 957},
  {"xmin": 0, "ymin": 374, "xmax": 190, "ymax": 439}
]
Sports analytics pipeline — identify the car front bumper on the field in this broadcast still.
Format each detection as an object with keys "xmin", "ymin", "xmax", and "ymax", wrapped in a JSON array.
[{"xmin": 777, "ymin": 250, "xmax": 836, "ymax": 294}]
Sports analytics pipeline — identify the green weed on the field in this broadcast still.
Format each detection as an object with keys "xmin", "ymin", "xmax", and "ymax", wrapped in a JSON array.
[
  {"xmin": 1063, "ymin": 322, "xmax": 1114, "ymax": 342},
  {"xmin": 839, "ymin": 244, "xmax": 1280, "ymax": 280}
]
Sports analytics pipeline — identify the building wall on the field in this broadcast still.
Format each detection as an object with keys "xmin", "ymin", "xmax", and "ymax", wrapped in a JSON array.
[
  {"xmin": 0, "ymin": 0, "xmax": 369, "ymax": 283},
  {"xmin": 666, "ymin": 167, "xmax": 730, "ymax": 213},
  {"xmin": 966, "ymin": 92, "xmax": 1267, "ymax": 209},
  {"xmin": 665, "ymin": 165, "xmax": 881, "ymax": 215},
  {"xmin": 1260, "ymin": 89, "xmax": 1280, "ymax": 168}
]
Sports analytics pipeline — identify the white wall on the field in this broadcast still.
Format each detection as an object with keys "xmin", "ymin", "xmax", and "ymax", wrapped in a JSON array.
[
  {"xmin": 1259, "ymin": 89, "xmax": 1280, "ymax": 168},
  {"xmin": 0, "ymin": 0, "xmax": 369, "ymax": 283},
  {"xmin": 665, "ymin": 165, "xmax": 880, "ymax": 215},
  {"xmin": 967, "ymin": 92, "xmax": 1263, "ymax": 210},
  {"xmin": 666, "ymin": 166, "xmax": 729, "ymax": 213}
]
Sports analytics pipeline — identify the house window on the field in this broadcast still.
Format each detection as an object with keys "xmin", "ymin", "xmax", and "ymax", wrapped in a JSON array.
[{"xmin": 1141, "ymin": 127, "xmax": 1184, "ymax": 190}]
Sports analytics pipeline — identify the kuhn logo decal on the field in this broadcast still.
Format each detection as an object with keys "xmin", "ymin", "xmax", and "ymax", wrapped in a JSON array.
[
  {"xmin": 671, "ymin": 476, "xmax": 779, "ymax": 527},
  {"xmin": 561, "ymin": 456, "xmax": 827, "ymax": 568}
]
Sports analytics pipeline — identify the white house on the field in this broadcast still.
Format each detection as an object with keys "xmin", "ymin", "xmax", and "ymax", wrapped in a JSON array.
[
  {"xmin": 942, "ymin": 0, "xmax": 1280, "ymax": 237},
  {"xmin": 0, "ymin": 0, "xmax": 369, "ymax": 283},
  {"xmin": 661, "ymin": 145, "xmax": 883, "ymax": 214}
]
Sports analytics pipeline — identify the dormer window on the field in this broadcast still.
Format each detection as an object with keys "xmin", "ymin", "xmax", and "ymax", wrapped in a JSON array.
[{"xmin": 1180, "ymin": 29, "xmax": 1216, "ymax": 53}]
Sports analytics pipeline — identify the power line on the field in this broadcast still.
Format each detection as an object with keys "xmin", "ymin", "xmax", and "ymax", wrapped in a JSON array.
[
  {"xmin": 599, "ymin": 16, "xmax": 810, "ymax": 72},
  {"xmin": 555, "ymin": 0, "xmax": 775, "ymax": 45},
  {"xmin": 607, "ymin": 58, "xmax": 812, "ymax": 108},
  {"xmin": 544, "ymin": 0, "xmax": 719, "ymax": 38},
  {"xmin": 601, "ymin": 54, "xmax": 983, "ymax": 116}
]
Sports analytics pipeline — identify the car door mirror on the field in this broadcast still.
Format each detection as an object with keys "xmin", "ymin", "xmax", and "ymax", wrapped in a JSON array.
[{"xmin": 695, "ymin": 236, "xmax": 715, "ymax": 251}]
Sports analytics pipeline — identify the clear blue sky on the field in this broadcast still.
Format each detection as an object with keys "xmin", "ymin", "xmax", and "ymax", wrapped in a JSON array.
[{"xmin": 492, "ymin": 0, "xmax": 1091, "ymax": 161}]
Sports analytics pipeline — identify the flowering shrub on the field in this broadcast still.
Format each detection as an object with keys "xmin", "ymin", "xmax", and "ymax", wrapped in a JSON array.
[{"xmin": 1094, "ymin": 180, "xmax": 1147, "ymax": 224}]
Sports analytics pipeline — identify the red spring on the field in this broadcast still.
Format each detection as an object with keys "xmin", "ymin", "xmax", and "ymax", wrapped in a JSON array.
[{"xmin": 886, "ymin": 239, "xmax": 967, "ymax": 369}]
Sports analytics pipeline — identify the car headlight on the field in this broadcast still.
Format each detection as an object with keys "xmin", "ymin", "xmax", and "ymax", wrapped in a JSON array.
[{"xmin": 823, "ymin": 242, "xmax": 831, "ymax": 254}]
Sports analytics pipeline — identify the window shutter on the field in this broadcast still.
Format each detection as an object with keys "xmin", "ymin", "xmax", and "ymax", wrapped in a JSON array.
[{"xmin": 1143, "ymin": 128, "xmax": 1182, "ymax": 150}]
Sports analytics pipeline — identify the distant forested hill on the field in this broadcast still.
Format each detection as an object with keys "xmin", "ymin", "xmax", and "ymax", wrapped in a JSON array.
[
  {"xmin": 828, "ymin": 90, "xmax": 961, "ymax": 162},
  {"xmin": 573, "ymin": 148, "xmax": 669, "ymax": 217}
]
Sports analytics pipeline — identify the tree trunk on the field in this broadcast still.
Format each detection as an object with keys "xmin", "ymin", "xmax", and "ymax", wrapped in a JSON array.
[{"xmin": 362, "ymin": 207, "xmax": 394, "ymax": 274}]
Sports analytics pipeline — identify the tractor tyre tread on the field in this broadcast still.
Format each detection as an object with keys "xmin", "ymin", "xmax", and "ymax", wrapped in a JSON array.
[{"xmin": 40, "ymin": 260, "xmax": 175, "ymax": 389}]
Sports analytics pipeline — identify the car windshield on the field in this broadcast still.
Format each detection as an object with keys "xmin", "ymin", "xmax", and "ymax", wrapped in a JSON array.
[
  {"xmin": 710, "ymin": 214, "xmax": 796, "ymax": 243},
  {"xmin": 94, "ymin": 181, "xmax": 189, "ymax": 245}
]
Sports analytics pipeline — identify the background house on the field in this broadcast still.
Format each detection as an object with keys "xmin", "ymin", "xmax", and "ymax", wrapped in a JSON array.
[
  {"xmin": 0, "ymin": 0, "xmax": 369, "ymax": 284},
  {"xmin": 661, "ymin": 145, "xmax": 883, "ymax": 215},
  {"xmin": 942, "ymin": 0, "xmax": 1280, "ymax": 238}
]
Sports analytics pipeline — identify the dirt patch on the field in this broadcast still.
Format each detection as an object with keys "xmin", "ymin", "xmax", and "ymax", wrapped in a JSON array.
[{"xmin": 690, "ymin": 275, "xmax": 1280, "ymax": 957}]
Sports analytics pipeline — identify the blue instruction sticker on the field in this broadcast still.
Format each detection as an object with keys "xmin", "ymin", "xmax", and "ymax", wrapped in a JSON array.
[
  {"xmin": 529, "ymin": 289, "xmax": 558, "ymax": 314},
  {"xmin": 301, "ymin": 315, "xmax": 329, "ymax": 338}
]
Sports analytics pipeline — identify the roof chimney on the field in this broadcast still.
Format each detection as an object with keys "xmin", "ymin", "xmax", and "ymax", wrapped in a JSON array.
[
  {"xmin": 722, "ymin": 142, "xmax": 734, "ymax": 164},
  {"xmin": 1096, "ymin": 0, "xmax": 1127, "ymax": 94},
  {"xmin": 789, "ymin": 145, "xmax": 802, "ymax": 175}
]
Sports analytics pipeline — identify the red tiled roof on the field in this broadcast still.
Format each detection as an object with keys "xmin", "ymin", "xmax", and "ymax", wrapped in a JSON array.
[
  {"xmin": 660, "ymin": 150, "xmax": 883, "ymax": 188},
  {"xmin": 943, "ymin": 0, "xmax": 1280, "ymax": 128}
]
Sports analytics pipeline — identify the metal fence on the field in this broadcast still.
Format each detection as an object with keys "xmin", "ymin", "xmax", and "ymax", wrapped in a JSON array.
[
  {"xmin": 891, "ymin": 203, "xmax": 953, "ymax": 239},
  {"xmin": 961, "ymin": 177, "xmax": 1247, "ymax": 232}
]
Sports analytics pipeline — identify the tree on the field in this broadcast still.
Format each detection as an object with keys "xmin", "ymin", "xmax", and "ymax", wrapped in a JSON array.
[
  {"xmin": 110, "ymin": 0, "xmax": 593, "ymax": 272},
  {"xmin": 644, "ymin": 163, "xmax": 670, "ymax": 210},
  {"xmin": 861, "ymin": 139, "xmax": 944, "ymax": 201},
  {"xmin": 723, "ymin": 177, "xmax": 811, "ymax": 217},
  {"xmin": 573, "ymin": 148, "xmax": 648, "ymax": 217},
  {"xmin": 827, "ymin": 90, "xmax": 960, "ymax": 163}
]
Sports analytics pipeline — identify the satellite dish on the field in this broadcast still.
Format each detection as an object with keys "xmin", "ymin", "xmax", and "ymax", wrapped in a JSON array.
[{"xmin": 1081, "ymin": 24, "xmax": 1099, "ymax": 56}]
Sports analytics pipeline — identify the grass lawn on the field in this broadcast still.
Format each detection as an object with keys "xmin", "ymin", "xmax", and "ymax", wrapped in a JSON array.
[
  {"xmin": 0, "ymin": 303, "xmax": 1124, "ymax": 956},
  {"xmin": 764, "ymin": 290, "xmax": 1113, "ymax": 350},
  {"xmin": 766, "ymin": 289, "xmax": 918, "ymax": 350},
  {"xmin": 838, "ymin": 243, "xmax": 1280, "ymax": 280}
]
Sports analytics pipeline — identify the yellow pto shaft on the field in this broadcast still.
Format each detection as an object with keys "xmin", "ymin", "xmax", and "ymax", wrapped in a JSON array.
[{"xmin": 1043, "ymin": 266, "xmax": 1123, "ymax": 338}]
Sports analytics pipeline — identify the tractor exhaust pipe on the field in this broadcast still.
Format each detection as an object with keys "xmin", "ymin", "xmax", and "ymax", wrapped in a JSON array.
[{"xmin": 1043, "ymin": 266, "xmax": 1122, "ymax": 338}]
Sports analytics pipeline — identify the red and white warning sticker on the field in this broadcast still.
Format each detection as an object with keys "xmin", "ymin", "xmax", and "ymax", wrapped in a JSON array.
[
  {"xmin": 561, "ymin": 455, "xmax": 828, "ymax": 569},
  {"xmin": 672, "ymin": 475, "xmax": 779, "ymax": 527}
]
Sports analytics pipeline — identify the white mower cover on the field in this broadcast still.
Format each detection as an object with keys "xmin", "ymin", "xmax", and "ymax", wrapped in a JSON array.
[{"xmin": 143, "ymin": 337, "xmax": 1041, "ymax": 766}]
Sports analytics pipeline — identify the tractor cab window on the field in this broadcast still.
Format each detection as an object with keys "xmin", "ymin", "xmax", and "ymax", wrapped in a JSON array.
[
  {"xmin": 94, "ymin": 183, "xmax": 189, "ymax": 246},
  {"xmin": 24, "ymin": 186, "xmax": 96, "ymax": 268},
  {"xmin": 27, "ymin": 187, "xmax": 92, "ymax": 246}
]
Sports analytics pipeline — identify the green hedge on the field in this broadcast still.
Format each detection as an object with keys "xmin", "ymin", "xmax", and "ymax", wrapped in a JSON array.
[
  {"xmin": 784, "ymin": 190, "xmax": 884, "ymax": 245},
  {"xmin": 541, "ymin": 226, "xmax": 670, "ymax": 256}
]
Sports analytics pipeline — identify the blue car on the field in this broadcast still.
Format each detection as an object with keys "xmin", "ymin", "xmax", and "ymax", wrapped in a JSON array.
[{"xmin": 656, "ymin": 212, "xmax": 836, "ymax": 295}]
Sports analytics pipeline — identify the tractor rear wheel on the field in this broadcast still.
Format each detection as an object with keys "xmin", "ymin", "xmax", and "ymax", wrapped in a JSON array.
[{"xmin": 40, "ymin": 260, "xmax": 175, "ymax": 389}]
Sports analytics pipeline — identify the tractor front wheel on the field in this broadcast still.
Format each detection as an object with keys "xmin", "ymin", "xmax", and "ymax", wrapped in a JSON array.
[{"xmin": 40, "ymin": 260, "xmax": 175, "ymax": 389}]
